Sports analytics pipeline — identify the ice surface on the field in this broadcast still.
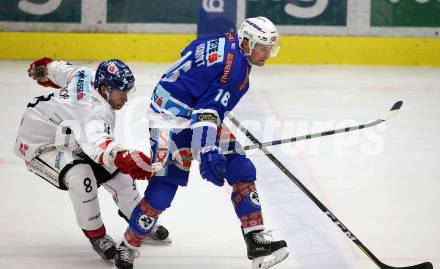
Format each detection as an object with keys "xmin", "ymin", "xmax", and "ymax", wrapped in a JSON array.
[{"xmin": 1, "ymin": 61, "xmax": 439, "ymax": 269}]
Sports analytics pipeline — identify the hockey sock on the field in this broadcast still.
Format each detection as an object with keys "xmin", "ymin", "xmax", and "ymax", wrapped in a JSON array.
[
  {"xmin": 231, "ymin": 182, "xmax": 264, "ymax": 234},
  {"xmin": 123, "ymin": 198, "xmax": 162, "ymax": 248},
  {"xmin": 82, "ymin": 225, "xmax": 106, "ymax": 240}
]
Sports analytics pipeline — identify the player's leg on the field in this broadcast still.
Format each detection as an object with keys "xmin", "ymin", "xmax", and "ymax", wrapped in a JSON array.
[
  {"xmin": 26, "ymin": 150, "xmax": 117, "ymax": 260},
  {"xmin": 101, "ymin": 172, "xmax": 141, "ymax": 221},
  {"xmin": 102, "ymin": 172, "xmax": 171, "ymax": 245},
  {"xmin": 121, "ymin": 127, "xmax": 185, "ymax": 248},
  {"xmin": 225, "ymin": 153, "xmax": 289, "ymax": 269},
  {"xmin": 125, "ymin": 179, "xmax": 178, "ymax": 246},
  {"xmin": 64, "ymin": 163, "xmax": 117, "ymax": 260},
  {"xmin": 115, "ymin": 127, "xmax": 192, "ymax": 269},
  {"xmin": 115, "ymin": 179, "xmax": 178, "ymax": 269},
  {"xmin": 227, "ymin": 154, "xmax": 263, "ymax": 231},
  {"xmin": 218, "ymin": 124, "xmax": 264, "ymax": 232},
  {"xmin": 117, "ymin": 209, "xmax": 171, "ymax": 245}
]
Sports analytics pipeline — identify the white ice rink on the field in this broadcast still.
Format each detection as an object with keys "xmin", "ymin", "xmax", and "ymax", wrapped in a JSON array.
[{"xmin": 1, "ymin": 61, "xmax": 439, "ymax": 269}]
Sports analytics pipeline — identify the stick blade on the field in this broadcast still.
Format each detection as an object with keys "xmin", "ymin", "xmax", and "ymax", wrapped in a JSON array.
[
  {"xmin": 381, "ymin": 101, "xmax": 404, "ymax": 121},
  {"xmin": 382, "ymin": 261, "xmax": 433, "ymax": 269},
  {"xmin": 391, "ymin": 101, "xmax": 403, "ymax": 111}
]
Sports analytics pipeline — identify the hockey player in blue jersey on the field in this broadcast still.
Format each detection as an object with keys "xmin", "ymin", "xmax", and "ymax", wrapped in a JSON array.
[{"xmin": 115, "ymin": 17, "xmax": 289, "ymax": 269}]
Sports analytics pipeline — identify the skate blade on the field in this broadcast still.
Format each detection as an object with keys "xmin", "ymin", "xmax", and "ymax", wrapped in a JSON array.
[
  {"xmin": 252, "ymin": 247, "xmax": 289, "ymax": 269},
  {"xmin": 142, "ymin": 237, "xmax": 172, "ymax": 245}
]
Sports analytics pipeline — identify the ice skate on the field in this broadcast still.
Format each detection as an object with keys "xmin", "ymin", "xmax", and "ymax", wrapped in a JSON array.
[
  {"xmin": 115, "ymin": 242, "xmax": 140, "ymax": 269},
  {"xmin": 143, "ymin": 224, "xmax": 172, "ymax": 245},
  {"xmin": 90, "ymin": 234, "xmax": 117, "ymax": 260},
  {"xmin": 244, "ymin": 230, "xmax": 289, "ymax": 269}
]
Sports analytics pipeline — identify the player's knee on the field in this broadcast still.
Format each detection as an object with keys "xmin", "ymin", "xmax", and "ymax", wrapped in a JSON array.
[
  {"xmin": 144, "ymin": 180, "xmax": 178, "ymax": 211},
  {"xmin": 225, "ymin": 155, "xmax": 257, "ymax": 186},
  {"xmin": 105, "ymin": 173, "xmax": 140, "ymax": 201},
  {"xmin": 104, "ymin": 173, "xmax": 141, "ymax": 219},
  {"xmin": 64, "ymin": 164, "xmax": 98, "ymax": 195}
]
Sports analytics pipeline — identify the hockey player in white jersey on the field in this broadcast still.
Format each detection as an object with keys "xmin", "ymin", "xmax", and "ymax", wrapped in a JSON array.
[{"xmin": 14, "ymin": 57, "xmax": 168, "ymax": 261}]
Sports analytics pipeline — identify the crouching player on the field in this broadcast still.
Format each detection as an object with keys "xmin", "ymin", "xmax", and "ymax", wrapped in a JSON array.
[{"xmin": 15, "ymin": 58, "xmax": 170, "ymax": 261}]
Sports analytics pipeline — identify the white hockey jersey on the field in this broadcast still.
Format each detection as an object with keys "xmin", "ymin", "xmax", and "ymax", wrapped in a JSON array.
[{"xmin": 14, "ymin": 61, "xmax": 123, "ymax": 173}]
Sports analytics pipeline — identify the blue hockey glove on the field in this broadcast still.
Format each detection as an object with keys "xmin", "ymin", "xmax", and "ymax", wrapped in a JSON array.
[{"xmin": 199, "ymin": 147, "xmax": 226, "ymax": 187}]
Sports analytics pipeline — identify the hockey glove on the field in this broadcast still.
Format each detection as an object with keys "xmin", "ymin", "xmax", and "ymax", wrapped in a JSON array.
[
  {"xmin": 114, "ymin": 150, "xmax": 155, "ymax": 180},
  {"xmin": 199, "ymin": 147, "xmax": 226, "ymax": 187},
  {"xmin": 28, "ymin": 57, "xmax": 60, "ymax": 88}
]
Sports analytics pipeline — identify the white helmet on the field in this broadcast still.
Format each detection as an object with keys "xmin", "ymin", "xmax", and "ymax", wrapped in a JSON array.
[{"xmin": 238, "ymin": 16, "xmax": 280, "ymax": 57}]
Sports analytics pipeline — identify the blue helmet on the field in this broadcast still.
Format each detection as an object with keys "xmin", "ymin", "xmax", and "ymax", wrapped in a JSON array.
[{"xmin": 94, "ymin": 59, "xmax": 135, "ymax": 92}]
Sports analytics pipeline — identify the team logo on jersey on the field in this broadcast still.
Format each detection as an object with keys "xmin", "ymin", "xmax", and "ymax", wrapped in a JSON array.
[
  {"xmin": 248, "ymin": 191, "xmax": 261, "ymax": 207},
  {"xmin": 107, "ymin": 63, "xmax": 118, "ymax": 74},
  {"xmin": 172, "ymin": 148, "xmax": 193, "ymax": 171},
  {"xmin": 220, "ymin": 53, "xmax": 234, "ymax": 84},
  {"xmin": 206, "ymin": 38, "xmax": 225, "ymax": 66},
  {"xmin": 138, "ymin": 214, "xmax": 155, "ymax": 231},
  {"xmin": 19, "ymin": 143, "xmax": 29, "ymax": 156}
]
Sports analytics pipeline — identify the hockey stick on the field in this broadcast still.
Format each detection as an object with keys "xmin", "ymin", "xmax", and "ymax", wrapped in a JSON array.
[
  {"xmin": 224, "ymin": 101, "xmax": 403, "ymax": 154},
  {"xmin": 227, "ymin": 110, "xmax": 433, "ymax": 269},
  {"xmin": 158, "ymin": 101, "xmax": 404, "ymax": 168}
]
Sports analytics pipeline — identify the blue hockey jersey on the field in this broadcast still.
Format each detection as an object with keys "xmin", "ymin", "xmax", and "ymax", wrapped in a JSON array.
[{"xmin": 150, "ymin": 32, "xmax": 252, "ymax": 128}]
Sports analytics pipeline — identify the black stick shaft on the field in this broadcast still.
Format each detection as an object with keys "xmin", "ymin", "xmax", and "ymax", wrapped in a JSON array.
[
  {"xmin": 228, "ymin": 112, "xmax": 432, "ymax": 269},
  {"xmin": 225, "ymin": 101, "xmax": 404, "ymax": 155},
  {"xmin": 224, "ymin": 119, "xmax": 383, "ymax": 154}
]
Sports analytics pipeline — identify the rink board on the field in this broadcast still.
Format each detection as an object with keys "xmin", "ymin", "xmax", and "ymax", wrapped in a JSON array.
[{"xmin": 0, "ymin": 32, "xmax": 439, "ymax": 66}]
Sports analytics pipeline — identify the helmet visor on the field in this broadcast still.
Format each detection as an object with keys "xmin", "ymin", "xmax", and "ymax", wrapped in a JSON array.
[
  {"xmin": 270, "ymin": 41, "xmax": 280, "ymax": 58},
  {"xmin": 254, "ymin": 41, "xmax": 281, "ymax": 58}
]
